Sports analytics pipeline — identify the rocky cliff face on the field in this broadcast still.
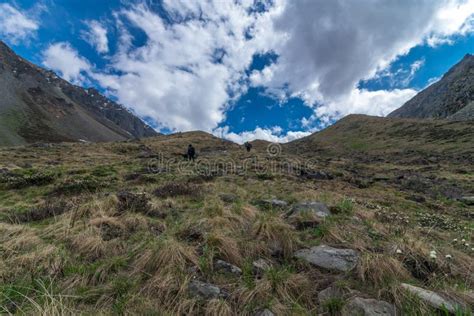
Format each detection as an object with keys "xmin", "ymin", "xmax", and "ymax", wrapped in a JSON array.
[
  {"xmin": 388, "ymin": 54, "xmax": 474, "ymax": 120},
  {"xmin": 0, "ymin": 41, "xmax": 157, "ymax": 146}
]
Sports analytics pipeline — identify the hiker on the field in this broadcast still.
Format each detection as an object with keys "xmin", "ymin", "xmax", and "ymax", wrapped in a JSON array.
[
  {"xmin": 187, "ymin": 144, "xmax": 196, "ymax": 161},
  {"xmin": 244, "ymin": 141, "xmax": 252, "ymax": 152}
]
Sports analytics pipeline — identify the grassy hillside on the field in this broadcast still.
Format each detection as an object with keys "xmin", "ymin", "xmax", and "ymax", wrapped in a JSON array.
[{"xmin": 0, "ymin": 118, "xmax": 473, "ymax": 315}]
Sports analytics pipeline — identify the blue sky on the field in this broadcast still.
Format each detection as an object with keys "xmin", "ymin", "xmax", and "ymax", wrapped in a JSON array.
[{"xmin": 1, "ymin": 0, "xmax": 473, "ymax": 143}]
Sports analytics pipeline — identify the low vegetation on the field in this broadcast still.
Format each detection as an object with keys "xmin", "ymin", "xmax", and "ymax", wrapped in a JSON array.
[{"xmin": 0, "ymin": 127, "xmax": 472, "ymax": 314}]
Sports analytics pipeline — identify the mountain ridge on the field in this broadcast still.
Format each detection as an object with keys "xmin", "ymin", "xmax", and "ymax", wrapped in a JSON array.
[
  {"xmin": 0, "ymin": 41, "xmax": 157, "ymax": 147},
  {"xmin": 388, "ymin": 54, "xmax": 474, "ymax": 120}
]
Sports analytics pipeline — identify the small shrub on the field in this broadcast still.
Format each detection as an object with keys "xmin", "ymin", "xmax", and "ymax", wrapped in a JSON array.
[
  {"xmin": 0, "ymin": 170, "xmax": 57, "ymax": 189},
  {"xmin": 116, "ymin": 191, "xmax": 150, "ymax": 214}
]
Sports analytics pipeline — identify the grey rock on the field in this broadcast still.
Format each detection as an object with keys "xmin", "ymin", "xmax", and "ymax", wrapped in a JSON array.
[
  {"xmin": 214, "ymin": 259, "xmax": 242, "ymax": 275},
  {"xmin": 258, "ymin": 199, "xmax": 288, "ymax": 209},
  {"xmin": 252, "ymin": 259, "xmax": 272, "ymax": 276},
  {"xmin": 286, "ymin": 202, "xmax": 331, "ymax": 229},
  {"xmin": 188, "ymin": 280, "xmax": 221, "ymax": 300},
  {"xmin": 401, "ymin": 283, "xmax": 462, "ymax": 313},
  {"xmin": 255, "ymin": 309, "xmax": 274, "ymax": 316},
  {"xmin": 318, "ymin": 285, "xmax": 347, "ymax": 304},
  {"xmin": 459, "ymin": 196, "xmax": 474, "ymax": 205},
  {"xmin": 294, "ymin": 245, "xmax": 358, "ymax": 272},
  {"xmin": 288, "ymin": 202, "xmax": 331, "ymax": 218},
  {"xmin": 342, "ymin": 297, "xmax": 396, "ymax": 316}
]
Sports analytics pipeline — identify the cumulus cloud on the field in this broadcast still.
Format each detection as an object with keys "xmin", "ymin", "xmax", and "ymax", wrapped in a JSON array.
[
  {"xmin": 42, "ymin": 42, "xmax": 92, "ymax": 84},
  {"xmin": 252, "ymin": 0, "xmax": 474, "ymax": 121},
  {"xmin": 213, "ymin": 126, "xmax": 312, "ymax": 144},
  {"xmin": 82, "ymin": 20, "xmax": 109, "ymax": 54},
  {"xmin": 0, "ymin": 3, "xmax": 39, "ymax": 44},
  {"xmin": 94, "ymin": 1, "xmax": 279, "ymax": 132}
]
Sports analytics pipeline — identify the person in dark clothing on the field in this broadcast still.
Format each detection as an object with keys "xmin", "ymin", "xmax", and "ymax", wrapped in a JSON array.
[
  {"xmin": 244, "ymin": 141, "xmax": 252, "ymax": 152},
  {"xmin": 187, "ymin": 144, "xmax": 196, "ymax": 161}
]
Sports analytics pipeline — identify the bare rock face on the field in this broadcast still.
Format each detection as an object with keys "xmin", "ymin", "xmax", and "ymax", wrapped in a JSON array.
[
  {"xmin": 342, "ymin": 297, "xmax": 396, "ymax": 316},
  {"xmin": 401, "ymin": 283, "xmax": 464, "ymax": 313},
  {"xmin": 389, "ymin": 54, "xmax": 474, "ymax": 120},
  {"xmin": 294, "ymin": 245, "xmax": 358, "ymax": 272}
]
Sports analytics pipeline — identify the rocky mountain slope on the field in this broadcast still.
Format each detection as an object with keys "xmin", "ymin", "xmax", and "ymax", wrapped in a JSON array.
[
  {"xmin": 388, "ymin": 54, "xmax": 474, "ymax": 120},
  {"xmin": 0, "ymin": 115, "xmax": 472, "ymax": 314},
  {"xmin": 0, "ymin": 41, "xmax": 157, "ymax": 147}
]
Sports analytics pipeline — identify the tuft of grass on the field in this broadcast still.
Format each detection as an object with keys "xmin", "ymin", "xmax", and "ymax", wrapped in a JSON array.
[{"xmin": 252, "ymin": 213, "xmax": 299, "ymax": 258}]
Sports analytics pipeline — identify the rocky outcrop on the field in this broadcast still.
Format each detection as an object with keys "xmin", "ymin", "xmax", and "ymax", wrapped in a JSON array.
[
  {"xmin": 294, "ymin": 245, "xmax": 358, "ymax": 272},
  {"xmin": 389, "ymin": 54, "xmax": 474, "ymax": 120}
]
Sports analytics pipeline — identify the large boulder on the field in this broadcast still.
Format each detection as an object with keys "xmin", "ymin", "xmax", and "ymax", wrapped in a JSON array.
[
  {"xmin": 188, "ymin": 280, "xmax": 222, "ymax": 300},
  {"xmin": 401, "ymin": 283, "xmax": 463, "ymax": 313},
  {"xmin": 294, "ymin": 245, "xmax": 358, "ymax": 272},
  {"xmin": 342, "ymin": 297, "xmax": 396, "ymax": 316},
  {"xmin": 318, "ymin": 285, "xmax": 348, "ymax": 304}
]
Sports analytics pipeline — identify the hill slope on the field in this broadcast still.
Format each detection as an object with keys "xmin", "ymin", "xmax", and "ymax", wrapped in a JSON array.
[
  {"xmin": 0, "ymin": 117, "xmax": 473, "ymax": 314},
  {"xmin": 388, "ymin": 54, "xmax": 474, "ymax": 120},
  {"xmin": 0, "ymin": 41, "xmax": 157, "ymax": 147}
]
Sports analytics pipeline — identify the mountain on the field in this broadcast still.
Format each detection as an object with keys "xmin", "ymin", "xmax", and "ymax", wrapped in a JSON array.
[
  {"xmin": 0, "ymin": 41, "xmax": 157, "ymax": 147},
  {"xmin": 388, "ymin": 54, "xmax": 474, "ymax": 120}
]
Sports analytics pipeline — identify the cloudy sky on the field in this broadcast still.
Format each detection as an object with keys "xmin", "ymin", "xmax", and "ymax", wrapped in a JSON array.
[{"xmin": 1, "ymin": 0, "xmax": 473, "ymax": 143}]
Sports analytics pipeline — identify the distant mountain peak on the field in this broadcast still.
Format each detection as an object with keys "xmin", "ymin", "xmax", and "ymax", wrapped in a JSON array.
[
  {"xmin": 0, "ymin": 41, "xmax": 158, "ymax": 146},
  {"xmin": 388, "ymin": 54, "xmax": 474, "ymax": 120}
]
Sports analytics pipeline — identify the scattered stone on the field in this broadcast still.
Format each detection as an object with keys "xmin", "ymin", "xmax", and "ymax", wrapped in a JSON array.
[
  {"xmin": 294, "ymin": 245, "xmax": 358, "ymax": 272},
  {"xmin": 257, "ymin": 199, "xmax": 288, "ymax": 209},
  {"xmin": 188, "ymin": 280, "xmax": 222, "ymax": 300},
  {"xmin": 219, "ymin": 193, "xmax": 239, "ymax": 203},
  {"xmin": 252, "ymin": 259, "xmax": 272, "ymax": 276},
  {"xmin": 214, "ymin": 259, "xmax": 242, "ymax": 275},
  {"xmin": 286, "ymin": 202, "xmax": 331, "ymax": 228},
  {"xmin": 459, "ymin": 196, "xmax": 474, "ymax": 205},
  {"xmin": 255, "ymin": 309, "xmax": 274, "ymax": 316},
  {"xmin": 300, "ymin": 169, "xmax": 334, "ymax": 180},
  {"xmin": 401, "ymin": 283, "xmax": 462, "ymax": 313},
  {"xmin": 342, "ymin": 297, "xmax": 396, "ymax": 316},
  {"xmin": 318, "ymin": 285, "xmax": 347, "ymax": 304},
  {"xmin": 288, "ymin": 202, "xmax": 331, "ymax": 218}
]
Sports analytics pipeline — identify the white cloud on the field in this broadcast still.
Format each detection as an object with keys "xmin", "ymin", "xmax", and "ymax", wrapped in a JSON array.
[
  {"xmin": 315, "ymin": 88, "xmax": 418, "ymax": 122},
  {"xmin": 42, "ymin": 42, "xmax": 92, "ymax": 84},
  {"xmin": 92, "ymin": 1, "xmax": 280, "ymax": 132},
  {"xmin": 213, "ymin": 126, "xmax": 311, "ymax": 144},
  {"xmin": 251, "ymin": 0, "xmax": 474, "ymax": 121},
  {"xmin": 0, "ymin": 3, "xmax": 39, "ymax": 44},
  {"xmin": 82, "ymin": 20, "xmax": 109, "ymax": 54}
]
